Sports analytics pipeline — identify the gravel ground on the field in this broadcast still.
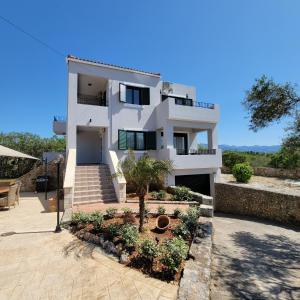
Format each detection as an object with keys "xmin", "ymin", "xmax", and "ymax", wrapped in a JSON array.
[{"xmin": 220, "ymin": 173, "xmax": 300, "ymax": 196}]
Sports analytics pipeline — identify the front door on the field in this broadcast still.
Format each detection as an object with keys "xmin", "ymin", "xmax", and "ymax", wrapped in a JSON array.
[{"xmin": 77, "ymin": 130, "xmax": 102, "ymax": 164}]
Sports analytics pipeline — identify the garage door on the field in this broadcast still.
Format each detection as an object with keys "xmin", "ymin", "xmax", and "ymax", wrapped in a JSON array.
[{"xmin": 175, "ymin": 174, "xmax": 210, "ymax": 196}]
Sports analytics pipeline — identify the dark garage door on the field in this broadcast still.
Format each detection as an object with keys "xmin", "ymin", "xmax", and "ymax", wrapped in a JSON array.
[{"xmin": 175, "ymin": 174, "xmax": 210, "ymax": 196}]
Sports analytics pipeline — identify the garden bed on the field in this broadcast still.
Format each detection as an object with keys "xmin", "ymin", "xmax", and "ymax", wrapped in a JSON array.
[{"xmin": 69, "ymin": 206, "xmax": 202, "ymax": 283}]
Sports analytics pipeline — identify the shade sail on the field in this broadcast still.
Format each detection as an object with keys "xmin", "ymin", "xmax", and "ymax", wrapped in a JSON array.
[{"xmin": 0, "ymin": 145, "xmax": 39, "ymax": 160}]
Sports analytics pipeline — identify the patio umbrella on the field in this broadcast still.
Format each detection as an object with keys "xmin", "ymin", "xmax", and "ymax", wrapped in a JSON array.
[{"xmin": 0, "ymin": 145, "xmax": 39, "ymax": 160}]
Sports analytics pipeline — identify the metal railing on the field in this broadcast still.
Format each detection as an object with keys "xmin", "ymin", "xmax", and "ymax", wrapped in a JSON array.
[
  {"xmin": 174, "ymin": 98, "xmax": 215, "ymax": 109},
  {"xmin": 176, "ymin": 148, "xmax": 217, "ymax": 155},
  {"xmin": 77, "ymin": 93, "xmax": 107, "ymax": 106}
]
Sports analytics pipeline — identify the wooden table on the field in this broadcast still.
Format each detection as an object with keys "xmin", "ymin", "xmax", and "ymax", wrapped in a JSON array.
[{"xmin": 0, "ymin": 187, "xmax": 9, "ymax": 194}]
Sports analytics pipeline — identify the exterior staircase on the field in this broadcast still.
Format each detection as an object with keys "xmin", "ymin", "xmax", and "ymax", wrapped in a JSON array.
[{"xmin": 73, "ymin": 164, "xmax": 117, "ymax": 205}]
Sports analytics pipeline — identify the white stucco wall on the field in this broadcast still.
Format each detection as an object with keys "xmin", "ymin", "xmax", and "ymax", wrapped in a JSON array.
[{"xmin": 66, "ymin": 59, "xmax": 221, "ymax": 180}]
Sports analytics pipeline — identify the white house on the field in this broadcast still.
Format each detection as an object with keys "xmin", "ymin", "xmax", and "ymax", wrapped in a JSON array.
[{"xmin": 54, "ymin": 55, "xmax": 222, "ymax": 209}]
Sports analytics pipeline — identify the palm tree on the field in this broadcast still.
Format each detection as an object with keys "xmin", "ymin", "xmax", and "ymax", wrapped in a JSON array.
[{"xmin": 116, "ymin": 151, "xmax": 173, "ymax": 232}]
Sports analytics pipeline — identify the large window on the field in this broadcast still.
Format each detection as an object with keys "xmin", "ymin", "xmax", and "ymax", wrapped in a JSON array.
[
  {"xmin": 119, "ymin": 84, "xmax": 150, "ymax": 105},
  {"xmin": 118, "ymin": 130, "xmax": 156, "ymax": 150}
]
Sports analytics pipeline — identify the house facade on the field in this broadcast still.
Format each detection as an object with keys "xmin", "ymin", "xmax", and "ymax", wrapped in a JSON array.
[{"xmin": 54, "ymin": 55, "xmax": 222, "ymax": 208}]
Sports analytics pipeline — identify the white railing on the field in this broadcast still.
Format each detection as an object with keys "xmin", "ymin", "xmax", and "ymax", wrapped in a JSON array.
[
  {"xmin": 107, "ymin": 150, "xmax": 126, "ymax": 202},
  {"xmin": 63, "ymin": 148, "xmax": 76, "ymax": 209}
]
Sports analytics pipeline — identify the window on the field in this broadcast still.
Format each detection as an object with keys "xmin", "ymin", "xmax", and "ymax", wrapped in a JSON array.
[
  {"xmin": 119, "ymin": 83, "xmax": 150, "ymax": 105},
  {"xmin": 118, "ymin": 130, "xmax": 156, "ymax": 150}
]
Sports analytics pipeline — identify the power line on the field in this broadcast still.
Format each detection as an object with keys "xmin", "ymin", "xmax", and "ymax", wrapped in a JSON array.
[{"xmin": 0, "ymin": 14, "xmax": 65, "ymax": 57}]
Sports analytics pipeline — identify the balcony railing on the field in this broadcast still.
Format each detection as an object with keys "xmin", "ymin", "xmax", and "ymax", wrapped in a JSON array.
[
  {"xmin": 176, "ymin": 148, "xmax": 217, "ymax": 155},
  {"xmin": 174, "ymin": 98, "xmax": 215, "ymax": 109},
  {"xmin": 78, "ymin": 93, "xmax": 107, "ymax": 106}
]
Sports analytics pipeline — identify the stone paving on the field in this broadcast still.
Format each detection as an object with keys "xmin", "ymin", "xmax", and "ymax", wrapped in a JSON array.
[
  {"xmin": 211, "ymin": 213, "xmax": 300, "ymax": 300},
  {"xmin": 0, "ymin": 193, "xmax": 178, "ymax": 300}
]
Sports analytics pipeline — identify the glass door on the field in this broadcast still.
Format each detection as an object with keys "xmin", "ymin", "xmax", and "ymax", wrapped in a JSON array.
[{"xmin": 173, "ymin": 133, "xmax": 188, "ymax": 155}]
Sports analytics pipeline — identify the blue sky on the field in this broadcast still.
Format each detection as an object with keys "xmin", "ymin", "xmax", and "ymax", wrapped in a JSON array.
[{"xmin": 0, "ymin": 0, "xmax": 299, "ymax": 146}]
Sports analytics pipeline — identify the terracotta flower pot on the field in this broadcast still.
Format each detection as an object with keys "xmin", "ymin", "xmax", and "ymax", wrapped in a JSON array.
[{"xmin": 156, "ymin": 215, "xmax": 170, "ymax": 231}]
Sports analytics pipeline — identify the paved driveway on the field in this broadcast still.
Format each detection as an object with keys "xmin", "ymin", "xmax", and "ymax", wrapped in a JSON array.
[
  {"xmin": 0, "ymin": 193, "xmax": 178, "ymax": 300},
  {"xmin": 211, "ymin": 213, "xmax": 300, "ymax": 300}
]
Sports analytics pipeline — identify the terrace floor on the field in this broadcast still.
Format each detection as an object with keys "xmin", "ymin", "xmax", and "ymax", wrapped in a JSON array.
[{"xmin": 0, "ymin": 193, "xmax": 178, "ymax": 300}]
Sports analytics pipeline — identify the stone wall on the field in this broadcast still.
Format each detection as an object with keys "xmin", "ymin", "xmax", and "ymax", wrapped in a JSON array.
[
  {"xmin": 178, "ymin": 217, "xmax": 213, "ymax": 300},
  {"xmin": 222, "ymin": 166, "xmax": 300, "ymax": 180},
  {"xmin": 19, "ymin": 161, "xmax": 65, "ymax": 192},
  {"xmin": 215, "ymin": 182, "xmax": 300, "ymax": 225}
]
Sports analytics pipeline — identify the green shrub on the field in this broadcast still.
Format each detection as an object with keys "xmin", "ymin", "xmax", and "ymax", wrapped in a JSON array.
[
  {"xmin": 173, "ymin": 208, "xmax": 183, "ymax": 218},
  {"xmin": 160, "ymin": 237, "xmax": 189, "ymax": 272},
  {"xmin": 105, "ymin": 207, "xmax": 118, "ymax": 219},
  {"xmin": 172, "ymin": 223, "xmax": 191, "ymax": 240},
  {"xmin": 89, "ymin": 211, "xmax": 104, "ymax": 231},
  {"xmin": 232, "ymin": 163, "xmax": 253, "ymax": 183},
  {"xmin": 71, "ymin": 212, "xmax": 90, "ymax": 224},
  {"xmin": 122, "ymin": 207, "xmax": 135, "ymax": 224},
  {"xmin": 122, "ymin": 207, "xmax": 133, "ymax": 215},
  {"xmin": 138, "ymin": 239, "xmax": 159, "ymax": 260},
  {"xmin": 107, "ymin": 224, "xmax": 120, "ymax": 239},
  {"xmin": 222, "ymin": 151, "xmax": 247, "ymax": 169},
  {"xmin": 157, "ymin": 205, "xmax": 166, "ymax": 215},
  {"xmin": 269, "ymin": 150, "xmax": 300, "ymax": 169},
  {"xmin": 151, "ymin": 191, "xmax": 159, "ymax": 199},
  {"xmin": 120, "ymin": 224, "xmax": 139, "ymax": 247},
  {"xmin": 171, "ymin": 186, "xmax": 193, "ymax": 201},
  {"xmin": 151, "ymin": 190, "xmax": 166, "ymax": 200},
  {"xmin": 180, "ymin": 206, "xmax": 200, "ymax": 233}
]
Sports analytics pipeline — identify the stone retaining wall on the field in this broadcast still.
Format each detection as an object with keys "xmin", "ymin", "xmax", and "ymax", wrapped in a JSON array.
[
  {"xmin": 19, "ymin": 161, "xmax": 65, "ymax": 192},
  {"xmin": 222, "ymin": 166, "xmax": 300, "ymax": 180},
  {"xmin": 178, "ymin": 217, "xmax": 213, "ymax": 300},
  {"xmin": 215, "ymin": 182, "xmax": 300, "ymax": 225}
]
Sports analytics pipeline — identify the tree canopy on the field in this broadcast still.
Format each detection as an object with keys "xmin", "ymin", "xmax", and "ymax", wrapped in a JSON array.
[
  {"xmin": 118, "ymin": 151, "xmax": 173, "ymax": 232},
  {"xmin": 243, "ymin": 76, "xmax": 300, "ymax": 169},
  {"xmin": 0, "ymin": 132, "xmax": 65, "ymax": 178},
  {"xmin": 243, "ymin": 75, "xmax": 299, "ymax": 131}
]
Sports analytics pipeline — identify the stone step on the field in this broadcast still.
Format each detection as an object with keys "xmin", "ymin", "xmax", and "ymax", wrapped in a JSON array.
[
  {"xmin": 73, "ymin": 194, "xmax": 117, "ymax": 203},
  {"xmin": 199, "ymin": 204, "xmax": 214, "ymax": 217},
  {"xmin": 202, "ymin": 195, "xmax": 213, "ymax": 206},
  {"xmin": 76, "ymin": 165, "xmax": 109, "ymax": 170},
  {"xmin": 73, "ymin": 198, "xmax": 118, "ymax": 205},
  {"xmin": 74, "ymin": 184, "xmax": 114, "ymax": 191},
  {"xmin": 76, "ymin": 172, "xmax": 111, "ymax": 176},
  {"xmin": 74, "ymin": 189, "xmax": 115, "ymax": 197}
]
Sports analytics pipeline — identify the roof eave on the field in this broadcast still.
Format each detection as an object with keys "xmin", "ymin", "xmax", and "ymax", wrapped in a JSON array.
[{"xmin": 67, "ymin": 55, "xmax": 161, "ymax": 78}]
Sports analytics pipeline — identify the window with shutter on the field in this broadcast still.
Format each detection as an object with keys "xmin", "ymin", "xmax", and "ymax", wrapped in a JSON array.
[
  {"xmin": 119, "ymin": 84, "xmax": 150, "ymax": 105},
  {"xmin": 118, "ymin": 130, "xmax": 127, "ymax": 150},
  {"xmin": 118, "ymin": 130, "xmax": 156, "ymax": 151}
]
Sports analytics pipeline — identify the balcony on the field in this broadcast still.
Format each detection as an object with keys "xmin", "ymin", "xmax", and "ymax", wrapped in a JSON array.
[
  {"xmin": 53, "ymin": 116, "xmax": 66, "ymax": 135},
  {"xmin": 158, "ymin": 148, "xmax": 222, "ymax": 170},
  {"xmin": 77, "ymin": 93, "xmax": 106, "ymax": 107},
  {"xmin": 156, "ymin": 97, "xmax": 220, "ymax": 125}
]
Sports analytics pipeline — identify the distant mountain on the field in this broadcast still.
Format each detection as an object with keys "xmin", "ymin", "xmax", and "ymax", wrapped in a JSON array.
[{"xmin": 219, "ymin": 144, "xmax": 280, "ymax": 153}]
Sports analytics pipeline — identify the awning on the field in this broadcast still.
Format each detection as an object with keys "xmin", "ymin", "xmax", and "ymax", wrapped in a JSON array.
[{"xmin": 0, "ymin": 145, "xmax": 39, "ymax": 160}]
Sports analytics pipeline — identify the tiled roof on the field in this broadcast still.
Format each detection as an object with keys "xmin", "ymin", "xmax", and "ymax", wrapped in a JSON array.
[{"xmin": 67, "ymin": 55, "xmax": 161, "ymax": 77}]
